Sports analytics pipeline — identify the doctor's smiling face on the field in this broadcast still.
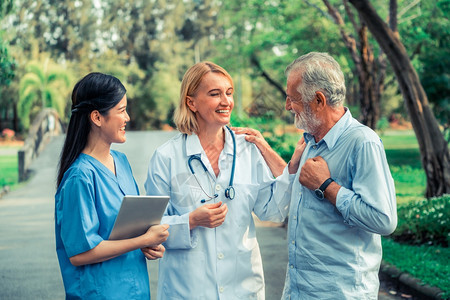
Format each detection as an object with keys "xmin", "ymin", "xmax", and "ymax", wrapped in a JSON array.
[{"xmin": 186, "ymin": 72, "xmax": 234, "ymax": 129}]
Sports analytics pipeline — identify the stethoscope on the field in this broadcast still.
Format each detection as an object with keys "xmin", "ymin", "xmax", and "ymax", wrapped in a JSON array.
[{"xmin": 188, "ymin": 126, "xmax": 236, "ymax": 203}]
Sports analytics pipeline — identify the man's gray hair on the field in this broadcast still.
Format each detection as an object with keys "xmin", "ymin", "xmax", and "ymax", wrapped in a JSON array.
[{"xmin": 285, "ymin": 52, "xmax": 346, "ymax": 107}]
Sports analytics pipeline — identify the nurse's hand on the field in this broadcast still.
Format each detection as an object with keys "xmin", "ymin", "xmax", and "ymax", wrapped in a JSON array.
[
  {"xmin": 142, "ymin": 224, "xmax": 170, "ymax": 247},
  {"xmin": 189, "ymin": 201, "xmax": 228, "ymax": 230},
  {"xmin": 141, "ymin": 244, "xmax": 166, "ymax": 260}
]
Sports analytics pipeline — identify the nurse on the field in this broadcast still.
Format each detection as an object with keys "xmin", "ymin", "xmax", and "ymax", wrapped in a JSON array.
[
  {"xmin": 55, "ymin": 72, "xmax": 169, "ymax": 299},
  {"xmin": 144, "ymin": 62, "xmax": 303, "ymax": 299}
]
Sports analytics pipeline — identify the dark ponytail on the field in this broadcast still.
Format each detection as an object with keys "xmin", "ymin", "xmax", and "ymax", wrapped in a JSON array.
[{"xmin": 57, "ymin": 73, "xmax": 126, "ymax": 187}]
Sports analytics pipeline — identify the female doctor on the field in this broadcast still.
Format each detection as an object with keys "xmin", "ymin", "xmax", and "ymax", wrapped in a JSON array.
[
  {"xmin": 55, "ymin": 72, "xmax": 169, "ymax": 299},
  {"xmin": 144, "ymin": 62, "xmax": 303, "ymax": 299}
]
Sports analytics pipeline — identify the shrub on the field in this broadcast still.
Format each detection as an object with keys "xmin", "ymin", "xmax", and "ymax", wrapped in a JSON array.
[
  {"xmin": 376, "ymin": 116, "xmax": 390, "ymax": 135},
  {"xmin": 390, "ymin": 195, "xmax": 450, "ymax": 247}
]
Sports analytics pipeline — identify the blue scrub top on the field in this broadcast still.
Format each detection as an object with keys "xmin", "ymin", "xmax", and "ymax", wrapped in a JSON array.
[{"xmin": 55, "ymin": 150, "xmax": 150, "ymax": 300}]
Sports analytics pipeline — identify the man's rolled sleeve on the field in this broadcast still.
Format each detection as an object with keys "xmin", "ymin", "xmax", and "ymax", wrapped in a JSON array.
[{"xmin": 336, "ymin": 186, "xmax": 354, "ymax": 224}]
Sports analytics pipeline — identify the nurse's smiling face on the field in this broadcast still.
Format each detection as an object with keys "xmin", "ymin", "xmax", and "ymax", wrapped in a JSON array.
[
  {"xmin": 100, "ymin": 95, "xmax": 130, "ymax": 144},
  {"xmin": 187, "ymin": 72, "xmax": 234, "ymax": 129}
]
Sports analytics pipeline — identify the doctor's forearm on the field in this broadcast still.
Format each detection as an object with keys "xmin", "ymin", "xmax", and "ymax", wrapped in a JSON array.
[{"xmin": 260, "ymin": 147, "xmax": 287, "ymax": 177}]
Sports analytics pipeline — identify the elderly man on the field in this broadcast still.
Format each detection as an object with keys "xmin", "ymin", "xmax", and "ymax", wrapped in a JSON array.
[{"xmin": 282, "ymin": 52, "xmax": 397, "ymax": 299}]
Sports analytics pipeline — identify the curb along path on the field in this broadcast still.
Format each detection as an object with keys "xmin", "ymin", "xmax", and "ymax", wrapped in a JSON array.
[{"xmin": 379, "ymin": 262, "xmax": 446, "ymax": 300}]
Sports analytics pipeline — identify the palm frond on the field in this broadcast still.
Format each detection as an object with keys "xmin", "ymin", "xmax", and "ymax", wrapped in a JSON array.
[
  {"xmin": 25, "ymin": 63, "xmax": 46, "ymax": 84},
  {"xmin": 47, "ymin": 72, "xmax": 70, "ymax": 87}
]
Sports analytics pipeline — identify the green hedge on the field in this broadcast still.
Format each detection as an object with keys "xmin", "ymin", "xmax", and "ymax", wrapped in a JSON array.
[{"xmin": 390, "ymin": 195, "xmax": 450, "ymax": 247}]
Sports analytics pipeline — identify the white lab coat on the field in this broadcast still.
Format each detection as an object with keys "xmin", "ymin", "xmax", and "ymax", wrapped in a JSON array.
[{"xmin": 145, "ymin": 128, "xmax": 294, "ymax": 300}]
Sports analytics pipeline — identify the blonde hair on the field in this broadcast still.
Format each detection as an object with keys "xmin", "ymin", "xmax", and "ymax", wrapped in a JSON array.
[{"xmin": 174, "ymin": 61, "xmax": 234, "ymax": 134}]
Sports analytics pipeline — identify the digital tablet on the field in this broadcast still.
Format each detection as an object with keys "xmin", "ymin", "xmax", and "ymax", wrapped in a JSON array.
[{"xmin": 108, "ymin": 195, "xmax": 169, "ymax": 240}]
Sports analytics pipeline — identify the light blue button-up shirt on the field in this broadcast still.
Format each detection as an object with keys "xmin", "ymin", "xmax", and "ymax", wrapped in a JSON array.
[
  {"xmin": 145, "ymin": 127, "xmax": 294, "ymax": 300},
  {"xmin": 282, "ymin": 109, "xmax": 397, "ymax": 300}
]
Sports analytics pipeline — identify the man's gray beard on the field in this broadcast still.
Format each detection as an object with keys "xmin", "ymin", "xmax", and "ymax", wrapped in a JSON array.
[{"xmin": 294, "ymin": 105, "xmax": 321, "ymax": 133}]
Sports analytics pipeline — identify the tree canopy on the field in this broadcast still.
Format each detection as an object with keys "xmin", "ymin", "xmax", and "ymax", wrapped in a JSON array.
[{"xmin": 0, "ymin": 0, "xmax": 448, "ymax": 195}]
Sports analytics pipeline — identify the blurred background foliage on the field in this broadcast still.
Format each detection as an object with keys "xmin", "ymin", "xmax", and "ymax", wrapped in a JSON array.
[{"xmin": 0, "ymin": 0, "xmax": 448, "ymax": 137}]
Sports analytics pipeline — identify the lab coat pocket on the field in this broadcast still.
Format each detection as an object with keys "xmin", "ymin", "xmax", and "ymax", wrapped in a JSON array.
[
  {"xmin": 233, "ymin": 242, "xmax": 264, "ymax": 298},
  {"xmin": 169, "ymin": 173, "xmax": 206, "ymax": 209},
  {"xmin": 168, "ymin": 187, "xmax": 202, "ymax": 216},
  {"xmin": 160, "ymin": 250, "xmax": 207, "ymax": 299},
  {"xmin": 228, "ymin": 183, "xmax": 258, "ymax": 227}
]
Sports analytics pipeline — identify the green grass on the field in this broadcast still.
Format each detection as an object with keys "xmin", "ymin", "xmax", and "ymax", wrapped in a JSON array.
[
  {"xmin": 382, "ymin": 238, "xmax": 450, "ymax": 299},
  {"xmin": 0, "ymin": 145, "xmax": 20, "ymax": 189},
  {"xmin": 381, "ymin": 130, "xmax": 427, "ymax": 204},
  {"xmin": 0, "ymin": 154, "xmax": 18, "ymax": 187}
]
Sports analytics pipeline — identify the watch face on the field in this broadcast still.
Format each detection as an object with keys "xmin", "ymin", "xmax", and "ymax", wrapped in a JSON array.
[{"xmin": 314, "ymin": 188, "xmax": 324, "ymax": 199}]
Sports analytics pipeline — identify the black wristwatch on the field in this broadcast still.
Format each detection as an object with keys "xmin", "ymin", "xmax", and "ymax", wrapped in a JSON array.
[{"xmin": 314, "ymin": 178, "xmax": 334, "ymax": 200}]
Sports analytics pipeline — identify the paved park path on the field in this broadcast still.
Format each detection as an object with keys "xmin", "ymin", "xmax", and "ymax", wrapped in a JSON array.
[{"xmin": 0, "ymin": 131, "xmax": 397, "ymax": 300}]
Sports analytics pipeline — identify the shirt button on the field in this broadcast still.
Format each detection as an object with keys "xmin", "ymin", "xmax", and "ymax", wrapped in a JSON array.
[
  {"xmin": 312, "ymin": 145, "xmax": 317, "ymax": 149},
  {"xmin": 217, "ymin": 253, "xmax": 224, "ymax": 259},
  {"xmin": 290, "ymin": 265, "xmax": 294, "ymax": 269},
  {"xmin": 215, "ymin": 185, "xmax": 221, "ymax": 191},
  {"xmin": 293, "ymin": 215, "xmax": 297, "ymax": 220},
  {"xmin": 291, "ymin": 240, "xmax": 295, "ymax": 245},
  {"xmin": 219, "ymin": 286, "xmax": 224, "ymax": 293}
]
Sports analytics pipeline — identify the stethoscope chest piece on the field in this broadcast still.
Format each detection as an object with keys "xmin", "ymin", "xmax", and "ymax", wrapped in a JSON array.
[{"xmin": 225, "ymin": 186, "xmax": 235, "ymax": 200}]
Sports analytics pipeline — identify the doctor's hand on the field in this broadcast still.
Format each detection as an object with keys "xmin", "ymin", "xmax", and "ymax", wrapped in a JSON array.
[
  {"xmin": 141, "ymin": 244, "xmax": 166, "ymax": 260},
  {"xmin": 189, "ymin": 201, "xmax": 228, "ymax": 230},
  {"xmin": 231, "ymin": 127, "xmax": 270, "ymax": 154},
  {"xmin": 231, "ymin": 126, "xmax": 287, "ymax": 177},
  {"xmin": 141, "ymin": 224, "xmax": 169, "ymax": 247}
]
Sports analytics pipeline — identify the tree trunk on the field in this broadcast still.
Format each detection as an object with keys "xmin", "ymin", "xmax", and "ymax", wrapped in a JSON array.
[
  {"xmin": 349, "ymin": 0, "xmax": 450, "ymax": 197},
  {"xmin": 250, "ymin": 54, "xmax": 287, "ymax": 99},
  {"xmin": 13, "ymin": 104, "xmax": 19, "ymax": 133},
  {"xmin": 358, "ymin": 23, "xmax": 379, "ymax": 130},
  {"xmin": 320, "ymin": 0, "xmax": 384, "ymax": 130}
]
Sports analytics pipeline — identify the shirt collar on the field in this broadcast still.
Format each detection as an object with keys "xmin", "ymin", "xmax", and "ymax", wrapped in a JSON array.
[
  {"xmin": 185, "ymin": 126, "xmax": 234, "ymax": 157},
  {"xmin": 303, "ymin": 107, "xmax": 352, "ymax": 150},
  {"xmin": 223, "ymin": 126, "xmax": 234, "ymax": 156},
  {"xmin": 185, "ymin": 133, "xmax": 202, "ymax": 157}
]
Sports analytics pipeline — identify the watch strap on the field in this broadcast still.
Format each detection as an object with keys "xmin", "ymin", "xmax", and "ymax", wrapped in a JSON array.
[{"xmin": 319, "ymin": 178, "xmax": 334, "ymax": 192}]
